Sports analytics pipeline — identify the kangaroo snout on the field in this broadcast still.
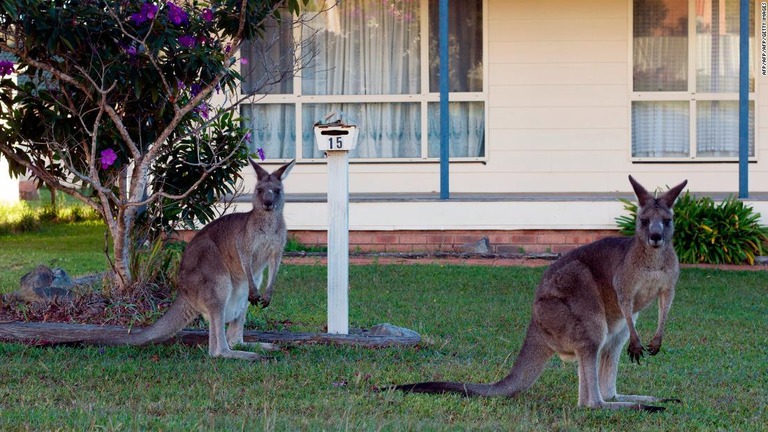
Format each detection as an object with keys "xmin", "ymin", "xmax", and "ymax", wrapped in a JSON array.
[
  {"xmin": 647, "ymin": 220, "xmax": 666, "ymax": 247},
  {"xmin": 259, "ymin": 189, "xmax": 279, "ymax": 211}
]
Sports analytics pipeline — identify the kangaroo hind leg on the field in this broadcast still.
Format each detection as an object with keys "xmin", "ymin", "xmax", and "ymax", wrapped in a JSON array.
[
  {"xmin": 598, "ymin": 325, "xmax": 679, "ymax": 408},
  {"xmin": 579, "ymin": 345, "xmax": 666, "ymax": 412},
  {"xmin": 208, "ymin": 312, "xmax": 263, "ymax": 360},
  {"xmin": 225, "ymin": 310, "xmax": 279, "ymax": 353}
]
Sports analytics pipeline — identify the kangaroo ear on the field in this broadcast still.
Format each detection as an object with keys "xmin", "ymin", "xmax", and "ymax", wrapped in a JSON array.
[
  {"xmin": 250, "ymin": 158, "xmax": 270, "ymax": 181},
  {"xmin": 660, "ymin": 179, "xmax": 688, "ymax": 208},
  {"xmin": 272, "ymin": 159, "xmax": 296, "ymax": 180},
  {"xmin": 628, "ymin": 175, "xmax": 653, "ymax": 207}
]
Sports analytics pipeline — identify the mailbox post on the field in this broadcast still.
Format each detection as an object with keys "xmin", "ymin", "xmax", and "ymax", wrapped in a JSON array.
[{"xmin": 314, "ymin": 122, "xmax": 359, "ymax": 335}]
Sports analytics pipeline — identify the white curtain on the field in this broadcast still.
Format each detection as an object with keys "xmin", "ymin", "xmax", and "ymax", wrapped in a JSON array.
[
  {"xmin": 302, "ymin": 103, "xmax": 421, "ymax": 159},
  {"xmin": 301, "ymin": 0, "xmax": 421, "ymax": 96},
  {"xmin": 427, "ymin": 102, "xmax": 484, "ymax": 158},
  {"xmin": 240, "ymin": 105, "xmax": 296, "ymax": 159},
  {"xmin": 632, "ymin": 0, "xmax": 754, "ymax": 158},
  {"xmin": 241, "ymin": 11, "xmax": 294, "ymax": 95},
  {"xmin": 632, "ymin": 101, "xmax": 690, "ymax": 158},
  {"xmin": 299, "ymin": 0, "xmax": 423, "ymax": 158},
  {"xmin": 633, "ymin": 37, "xmax": 688, "ymax": 92},
  {"xmin": 697, "ymin": 101, "xmax": 754, "ymax": 157},
  {"xmin": 241, "ymin": 0, "xmax": 485, "ymax": 160}
]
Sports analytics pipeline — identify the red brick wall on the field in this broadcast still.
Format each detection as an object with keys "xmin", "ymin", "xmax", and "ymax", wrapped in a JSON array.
[{"xmin": 289, "ymin": 229, "xmax": 620, "ymax": 255}]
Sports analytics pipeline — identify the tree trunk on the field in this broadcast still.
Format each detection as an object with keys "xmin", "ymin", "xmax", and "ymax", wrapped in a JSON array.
[
  {"xmin": 0, "ymin": 322, "xmax": 422, "ymax": 348},
  {"xmin": 102, "ymin": 205, "xmax": 134, "ymax": 294}
]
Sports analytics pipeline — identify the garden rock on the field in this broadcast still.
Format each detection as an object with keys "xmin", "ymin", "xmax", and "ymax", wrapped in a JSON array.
[
  {"xmin": 461, "ymin": 237, "xmax": 491, "ymax": 254},
  {"xmin": 368, "ymin": 323, "xmax": 420, "ymax": 339},
  {"xmin": 15, "ymin": 265, "xmax": 74, "ymax": 303}
]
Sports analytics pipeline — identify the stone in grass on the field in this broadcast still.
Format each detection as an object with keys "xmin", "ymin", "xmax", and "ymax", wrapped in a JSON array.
[
  {"xmin": 15, "ymin": 265, "xmax": 74, "ymax": 303},
  {"xmin": 367, "ymin": 323, "xmax": 421, "ymax": 340}
]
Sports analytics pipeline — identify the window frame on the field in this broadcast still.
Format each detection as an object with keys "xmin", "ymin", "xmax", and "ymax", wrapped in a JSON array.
[
  {"xmin": 629, "ymin": 0, "xmax": 759, "ymax": 163},
  {"xmin": 240, "ymin": 0, "xmax": 489, "ymax": 164}
]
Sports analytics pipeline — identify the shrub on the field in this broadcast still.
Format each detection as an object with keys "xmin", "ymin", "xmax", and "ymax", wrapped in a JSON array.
[
  {"xmin": 616, "ymin": 192, "xmax": 768, "ymax": 265},
  {"xmin": 127, "ymin": 237, "xmax": 186, "ymax": 294},
  {"xmin": 0, "ymin": 202, "xmax": 39, "ymax": 233},
  {"xmin": 57, "ymin": 205, "xmax": 101, "ymax": 223},
  {"xmin": 0, "ymin": 199, "xmax": 101, "ymax": 233}
]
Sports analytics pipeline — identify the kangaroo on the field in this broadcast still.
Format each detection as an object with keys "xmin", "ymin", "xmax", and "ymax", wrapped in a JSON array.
[
  {"xmin": 101, "ymin": 158, "xmax": 295, "ymax": 360},
  {"xmin": 394, "ymin": 176, "xmax": 688, "ymax": 412}
]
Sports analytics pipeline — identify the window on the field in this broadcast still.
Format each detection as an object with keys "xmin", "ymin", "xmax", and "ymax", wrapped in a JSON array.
[
  {"xmin": 632, "ymin": 0, "xmax": 755, "ymax": 160},
  {"xmin": 240, "ymin": 0, "xmax": 485, "ymax": 161}
]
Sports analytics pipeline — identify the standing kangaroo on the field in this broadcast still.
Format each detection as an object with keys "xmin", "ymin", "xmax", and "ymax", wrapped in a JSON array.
[
  {"xmin": 395, "ymin": 176, "xmax": 688, "ymax": 411},
  {"xmin": 104, "ymin": 159, "xmax": 295, "ymax": 360}
]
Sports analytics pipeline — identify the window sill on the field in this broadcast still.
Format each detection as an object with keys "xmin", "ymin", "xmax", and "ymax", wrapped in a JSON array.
[{"xmin": 631, "ymin": 157, "xmax": 758, "ymax": 164}]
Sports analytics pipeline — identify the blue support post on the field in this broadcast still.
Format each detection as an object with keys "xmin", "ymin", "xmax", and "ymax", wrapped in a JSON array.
[
  {"xmin": 739, "ymin": 0, "xmax": 749, "ymax": 198},
  {"xmin": 439, "ymin": 0, "xmax": 449, "ymax": 200}
]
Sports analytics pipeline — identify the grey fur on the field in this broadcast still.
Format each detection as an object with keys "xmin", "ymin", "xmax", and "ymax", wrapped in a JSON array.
[
  {"xmin": 103, "ymin": 159, "xmax": 295, "ymax": 360},
  {"xmin": 395, "ymin": 176, "xmax": 688, "ymax": 411}
]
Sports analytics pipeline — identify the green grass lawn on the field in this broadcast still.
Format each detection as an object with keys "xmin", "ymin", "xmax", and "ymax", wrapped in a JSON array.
[
  {"xmin": 1, "ymin": 223, "xmax": 766, "ymax": 430},
  {"xmin": 0, "ymin": 221, "xmax": 109, "ymax": 292}
]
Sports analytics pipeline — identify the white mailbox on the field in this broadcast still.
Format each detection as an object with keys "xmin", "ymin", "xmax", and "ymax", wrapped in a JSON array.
[
  {"xmin": 314, "ymin": 123, "xmax": 359, "ymax": 152},
  {"xmin": 312, "ymin": 120, "xmax": 359, "ymax": 335}
]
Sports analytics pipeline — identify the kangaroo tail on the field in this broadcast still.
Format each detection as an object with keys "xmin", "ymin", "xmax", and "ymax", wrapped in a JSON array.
[
  {"xmin": 98, "ymin": 296, "xmax": 198, "ymax": 346},
  {"xmin": 395, "ymin": 321, "xmax": 553, "ymax": 397}
]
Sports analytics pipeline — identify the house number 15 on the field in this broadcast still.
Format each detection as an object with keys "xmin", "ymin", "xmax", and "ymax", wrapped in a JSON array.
[{"xmin": 328, "ymin": 137, "xmax": 344, "ymax": 149}]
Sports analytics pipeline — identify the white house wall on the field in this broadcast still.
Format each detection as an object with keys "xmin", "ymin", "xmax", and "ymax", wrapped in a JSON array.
[
  {"xmin": 230, "ymin": 0, "xmax": 768, "ymax": 232},
  {"xmin": 226, "ymin": 199, "xmax": 768, "ymax": 231},
  {"xmin": 245, "ymin": 0, "xmax": 768, "ymax": 195}
]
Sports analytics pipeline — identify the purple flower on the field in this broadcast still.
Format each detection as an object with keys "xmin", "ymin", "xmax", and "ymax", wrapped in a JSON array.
[
  {"xmin": 194, "ymin": 103, "xmax": 209, "ymax": 119},
  {"xmin": 166, "ymin": 2, "xmax": 188, "ymax": 26},
  {"xmin": 126, "ymin": 45, "xmax": 138, "ymax": 56},
  {"xmin": 190, "ymin": 83, "xmax": 201, "ymax": 98},
  {"xmin": 244, "ymin": 132, "xmax": 252, "ymax": 143},
  {"xmin": 131, "ymin": 2, "xmax": 158, "ymax": 26},
  {"xmin": 178, "ymin": 35, "xmax": 195, "ymax": 48},
  {"xmin": 201, "ymin": 8, "xmax": 213, "ymax": 22},
  {"xmin": 257, "ymin": 148, "xmax": 265, "ymax": 161},
  {"xmin": 240, "ymin": 57, "xmax": 248, "ymax": 65},
  {"xmin": 100, "ymin": 148, "xmax": 117, "ymax": 170},
  {"xmin": 0, "ymin": 60, "xmax": 14, "ymax": 76},
  {"xmin": 130, "ymin": 11, "xmax": 144, "ymax": 25},
  {"xmin": 143, "ymin": 3, "xmax": 158, "ymax": 19}
]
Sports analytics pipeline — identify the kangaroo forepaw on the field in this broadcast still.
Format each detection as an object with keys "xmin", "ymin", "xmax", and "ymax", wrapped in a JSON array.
[
  {"xmin": 647, "ymin": 341, "xmax": 662, "ymax": 356},
  {"xmin": 627, "ymin": 344, "xmax": 646, "ymax": 364}
]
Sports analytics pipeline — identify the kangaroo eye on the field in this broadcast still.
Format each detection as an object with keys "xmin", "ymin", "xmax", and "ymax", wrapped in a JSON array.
[
  {"xmin": 663, "ymin": 219, "xmax": 672, "ymax": 226},
  {"xmin": 639, "ymin": 218, "xmax": 650, "ymax": 226}
]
